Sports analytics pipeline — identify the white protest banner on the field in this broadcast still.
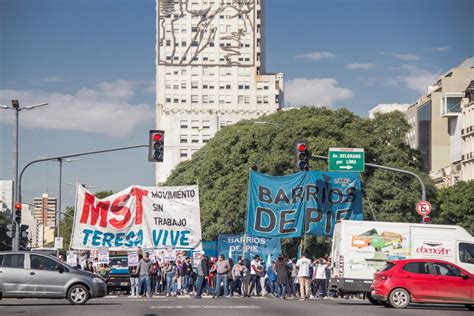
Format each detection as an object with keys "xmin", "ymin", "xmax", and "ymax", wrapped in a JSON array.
[
  {"xmin": 71, "ymin": 185, "xmax": 202, "ymax": 251},
  {"xmin": 98, "ymin": 249, "xmax": 109, "ymax": 264},
  {"xmin": 67, "ymin": 251, "xmax": 78, "ymax": 267}
]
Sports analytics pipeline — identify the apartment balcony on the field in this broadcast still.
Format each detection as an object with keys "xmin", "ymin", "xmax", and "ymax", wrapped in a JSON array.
[
  {"xmin": 462, "ymin": 152, "xmax": 474, "ymax": 163},
  {"xmin": 440, "ymin": 93, "xmax": 464, "ymax": 117},
  {"xmin": 461, "ymin": 125, "xmax": 474, "ymax": 138}
]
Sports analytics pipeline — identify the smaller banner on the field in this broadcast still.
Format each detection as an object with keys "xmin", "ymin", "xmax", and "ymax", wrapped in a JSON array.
[
  {"xmin": 66, "ymin": 251, "xmax": 78, "ymax": 267},
  {"xmin": 246, "ymin": 170, "xmax": 363, "ymax": 237},
  {"xmin": 98, "ymin": 249, "xmax": 109, "ymax": 264},
  {"xmin": 127, "ymin": 252, "xmax": 139, "ymax": 266},
  {"xmin": 218, "ymin": 234, "xmax": 282, "ymax": 261},
  {"xmin": 202, "ymin": 241, "xmax": 218, "ymax": 258}
]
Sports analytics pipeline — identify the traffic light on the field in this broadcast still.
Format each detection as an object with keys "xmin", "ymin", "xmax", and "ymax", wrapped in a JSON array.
[
  {"xmin": 422, "ymin": 216, "xmax": 430, "ymax": 224},
  {"xmin": 294, "ymin": 141, "xmax": 309, "ymax": 171},
  {"xmin": 14, "ymin": 202, "xmax": 22, "ymax": 224},
  {"xmin": 6, "ymin": 224, "xmax": 16, "ymax": 238},
  {"xmin": 148, "ymin": 130, "xmax": 165, "ymax": 162},
  {"xmin": 19, "ymin": 224, "xmax": 29, "ymax": 250}
]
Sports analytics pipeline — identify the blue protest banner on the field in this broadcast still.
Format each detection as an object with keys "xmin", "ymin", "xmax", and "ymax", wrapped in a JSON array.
[
  {"xmin": 218, "ymin": 234, "xmax": 282, "ymax": 261},
  {"xmin": 245, "ymin": 170, "xmax": 363, "ymax": 238},
  {"xmin": 202, "ymin": 240, "xmax": 218, "ymax": 258}
]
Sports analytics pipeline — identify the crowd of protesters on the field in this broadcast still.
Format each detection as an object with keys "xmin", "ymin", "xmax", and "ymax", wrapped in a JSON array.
[{"xmin": 77, "ymin": 250, "xmax": 334, "ymax": 300}]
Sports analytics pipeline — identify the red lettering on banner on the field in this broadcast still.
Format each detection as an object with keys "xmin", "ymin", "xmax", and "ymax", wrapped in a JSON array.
[
  {"xmin": 79, "ymin": 192, "xmax": 110, "ymax": 227},
  {"xmin": 131, "ymin": 187, "xmax": 148, "ymax": 225},
  {"xmin": 109, "ymin": 194, "xmax": 132, "ymax": 229}
]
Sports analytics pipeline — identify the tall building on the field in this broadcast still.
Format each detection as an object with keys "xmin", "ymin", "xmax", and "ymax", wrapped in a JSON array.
[
  {"xmin": 405, "ymin": 57, "xmax": 474, "ymax": 186},
  {"xmin": 461, "ymin": 80, "xmax": 474, "ymax": 182},
  {"xmin": 155, "ymin": 0, "xmax": 284, "ymax": 183},
  {"xmin": 33, "ymin": 193, "xmax": 57, "ymax": 228},
  {"xmin": 20, "ymin": 203, "xmax": 41, "ymax": 248},
  {"xmin": 0, "ymin": 180, "xmax": 13, "ymax": 215}
]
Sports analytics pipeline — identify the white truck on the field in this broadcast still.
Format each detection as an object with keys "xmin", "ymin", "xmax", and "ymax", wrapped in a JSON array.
[{"xmin": 329, "ymin": 220, "xmax": 474, "ymax": 300}]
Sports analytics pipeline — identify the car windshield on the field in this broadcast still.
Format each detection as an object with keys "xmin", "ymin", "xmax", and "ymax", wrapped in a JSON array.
[{"xmin": 109, "ymin": 257, "xmax": 128, "ymax": 268}]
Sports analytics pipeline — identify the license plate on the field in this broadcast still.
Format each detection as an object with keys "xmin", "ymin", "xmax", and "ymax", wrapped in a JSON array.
[{"xmin": 120, "ymin": 282, "xmax": 128, "ymax": 286}]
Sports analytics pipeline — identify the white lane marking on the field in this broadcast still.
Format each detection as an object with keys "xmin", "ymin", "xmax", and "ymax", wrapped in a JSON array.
[{"xmin": 150, "ymin": 305, "xmax": 261, "ymax": 309}]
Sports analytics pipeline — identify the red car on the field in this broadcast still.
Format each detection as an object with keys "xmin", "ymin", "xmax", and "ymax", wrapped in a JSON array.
[{"xmin": 371, "ymin": 259, "xmax": 474, "ymax": 310}]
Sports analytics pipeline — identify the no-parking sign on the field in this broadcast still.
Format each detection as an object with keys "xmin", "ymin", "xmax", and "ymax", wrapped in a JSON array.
[{"xmin": 416, "ymin": 200, "xmax": 432, "ymax": 216}]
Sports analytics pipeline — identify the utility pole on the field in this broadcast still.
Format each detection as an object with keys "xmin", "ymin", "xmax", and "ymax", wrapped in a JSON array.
[{"xmin": 1, "ymin": 100, "xmax": 48, "ymax": 251}]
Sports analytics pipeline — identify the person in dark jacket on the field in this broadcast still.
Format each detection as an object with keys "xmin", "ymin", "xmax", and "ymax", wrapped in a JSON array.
[
  {"xmin": 275, "ymin": 256, "xmax": 289, "ymax": 299},
  {"xmin": 194, "ymin": 252, "xmax": 215, "ymax": 298}
]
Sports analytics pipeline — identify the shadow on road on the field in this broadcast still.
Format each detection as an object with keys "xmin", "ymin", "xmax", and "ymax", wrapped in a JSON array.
[
  {"xmin": 0, "ymin": 303, "xmax": 121, "ymax": 307},
  {"xmin": 337, "ymin": 302, "xmax": 470, "ymax": 312}
]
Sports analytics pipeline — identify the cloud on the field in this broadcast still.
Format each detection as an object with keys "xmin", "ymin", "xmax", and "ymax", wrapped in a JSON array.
[
  {"xmin": 398, "ymin": 65, "xmax": 440, "ymax": 94},
  {"xmin": 431, "ymin": 46, "xmax": 449, "ymax": 52},
  {"xmin": 39, "ymin": 76, "xmax": 65, "ymax": 83},
  {"xmin": 382, "ymin": 52, "xmax": 420, "ymax": 61},
  {"xmin": 285, "ymin": 78, "xmax": 353, "ymax": 107},
  {"xmin": 0, "ymin": 80, "xmax": 153, "ymax": 137},
  {"xmin": 345, "ymin": 63, "xmax": 376, "ymax": 70},
  {"xmin": 295, "ymin": 51, "xmax": 336, "ymax": 61}
]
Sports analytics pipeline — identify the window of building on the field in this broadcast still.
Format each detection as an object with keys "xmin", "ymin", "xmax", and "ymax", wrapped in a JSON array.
[
  {"xmin": 202, "ymin": 120, "xmax": 211, "ymax": 129},
  {"xmin": 181, "ymin": 81, "xmax": 187, "ymax": 89},
  {"xmin": 191, "ymin": 135, "xmax": 199, "ymax": 143},
  {"xmin": 165, "ymin": 81, "xmax": 171, "ymax": 89},
  {"xmin": 202, "ymin": 135, "xmax": 211, "ymax": 143},
  {"xmin": 181, "ymin": 96, "xmax": 187, "ymax": 103},
  {"xmin": 191, "ymin": 95, "xmax": 198, "ymax": 103},
  {"xmin": 165, "ymin": 95, "xmax": 171, "ymax": 103},
  {"xmin": 166, "ymin": 40, "xmax": 171, "ymax": 46},
  {"xmin": 209, "ymin": 95, "xmax": 215, "ymax": 104},
  {"xmin": 219, "ymin": 96, "xmax": 225, "ymax": 104},
  {"xmin": 203, "ymin": 95, "xmax": 209, "ymax": 103},
  {"xmin": 180, "ymin": 149, "xmax": 188, "ymax": 158},
  {"xmin": 257, "ymin": 96, "xmax": 262, "ymax": 104},
  {"xmin": 263, "ymin": 96, "xmax": 269, "ymax": 104},
  {"xmin": 238, "ymin": 95, "xmax": 244, "ymax": 104},
  {"xmin": 226, "ymin": 84, "xmax": 231, "ymax": 89},
  {"xmin": 244, "ymin": 96, "xmax": 250, "ymax": 104},
  {"xmin": 191, "ymin": 120, "xmax": 199, "ymax": 129},
  {"xmin": 173, "ymin": 82, "xmax": 179, "ymax": 89},
  {"xmin": 418, "ymin": 101, "xmax": 432, "ymax": 170},
  {"xmin": 191, "ymin": 81, "xmax": 199, "ymax": 89},
  {"xmin": 180, "ymin": 120, "xmax": 188, "ymax": 129},
  {"xmin": 173, "ymin": 96, "xmax": 179, "ymax": 103},
  {"xmin": 181, "ymin": 41, "xmax": 187, "ymax": 47},
  {"xmin": 203, "ymin": 81, "xmax": 209, "ymax": 89}
]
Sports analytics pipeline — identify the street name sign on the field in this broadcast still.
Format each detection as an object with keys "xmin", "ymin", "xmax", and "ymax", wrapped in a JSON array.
[{"xmin": 328, "ymin": 148, "xmax": 365, "ymax": 172}]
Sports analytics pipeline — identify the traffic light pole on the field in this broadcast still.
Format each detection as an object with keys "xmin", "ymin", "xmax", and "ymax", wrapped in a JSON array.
[
  {"xmin": 16, "ymin": 144, "xmax": 148, "ymax": 251},
  {"xmin": 311, "ymin": 154, "xmax": 426, "ymax": 201}
]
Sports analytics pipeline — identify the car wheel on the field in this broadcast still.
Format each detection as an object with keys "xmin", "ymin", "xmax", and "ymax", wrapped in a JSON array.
[
  {"xmin": 466, "ymin": 304, "xmax": 474, "ymax": 311},
  {"xmin": 67, "ymin": 284, "xmax": 90, "ymax": 305},
  {"xmin": 388, "ymin": 288, "xmax": 410, "ymax": 309}
]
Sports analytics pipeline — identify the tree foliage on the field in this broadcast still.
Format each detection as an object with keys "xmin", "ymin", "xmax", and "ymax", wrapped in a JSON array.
[
  {"xmin": 435, "ymin": 181, "xmax": 474, "ymax": 234},
  {"xmin": 0, "ymin": 212, "xmax": 12, "ymax": 250},
  {"xmin": 165, "ymin": 107, "xmax": 437, "ymax": 254}
]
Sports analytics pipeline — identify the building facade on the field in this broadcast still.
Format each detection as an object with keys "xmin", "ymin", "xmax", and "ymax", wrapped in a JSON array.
[
  {"xmin": 20, "ymin": 203, "xmax": 42, "ymax": 248},
  {"xmin": 461, "ymin": 81, "xmax": 474, "ymax": 182},
  {"xmin": 0, "ymin": 180, "xmax": 13, "ymax": 215},
  {"xmin": 33, "ymin": 193, "xmax": 57, "ymax": 228},
  {"xmin": 405, "ymin": 57, "xmax": 474, "ymax": 186},
  {"xmin": 155, "ymin": 0, "xmax": 284, "ymax": 183}
]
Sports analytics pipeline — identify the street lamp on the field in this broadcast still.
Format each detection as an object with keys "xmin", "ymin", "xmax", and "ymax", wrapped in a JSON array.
[{"xmin": 1, "ymin": 99, "xmax": 48, "ymax": 250}]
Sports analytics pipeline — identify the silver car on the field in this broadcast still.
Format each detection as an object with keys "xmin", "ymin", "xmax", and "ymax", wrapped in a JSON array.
[{"xmin": 0, "ymin": 251, "xmax": 107, "ymax": 304}]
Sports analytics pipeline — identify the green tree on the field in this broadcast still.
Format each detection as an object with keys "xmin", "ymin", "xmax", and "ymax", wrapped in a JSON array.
[
  {"xmin": 0, "ymin": 212, "xmax": 12, "ymax": 250},
  {"xmin": 59, "ymin": 190, "xmax": 114, "ymax": 250},
  {"xmin": 435, "ymin": 181, "xmax": 474, "ymax": 233},
  {"xmin": 165, "ymin": 107, "xmax": 436, "ymax": 256}
]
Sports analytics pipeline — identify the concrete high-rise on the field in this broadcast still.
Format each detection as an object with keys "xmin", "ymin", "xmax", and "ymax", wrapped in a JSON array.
[
  {"xmin": 33, "ymin": 193, "xmax": 57, "ymax": 228},
  {"xmin": 155, "ymin": 0, "xmax": 284, "ymax": 183},
  {"xmin": 405, "ymin": 57, "xmax": 474, "ymax": 187}
]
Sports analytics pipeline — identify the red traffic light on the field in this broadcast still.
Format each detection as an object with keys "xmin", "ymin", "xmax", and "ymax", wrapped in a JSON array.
[
  {"xmin": 153, "ymin": 133, "xmax": 162, "ymax": 141},
  {"xmin": 15, "ymin": 202, "xmax": 22, "ymax": 210},
  {"xmin": 298, "ymin": 144, "xmax": 306, "ymax": 152},
  {"xmin": 422, "ymin": 216, "xmax": 430, "ymax": 224}
]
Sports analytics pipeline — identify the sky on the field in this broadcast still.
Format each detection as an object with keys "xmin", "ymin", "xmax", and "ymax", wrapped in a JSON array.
[{"xmin": 0, "ymin": 0, "xmax": 473, "ymax": 212}]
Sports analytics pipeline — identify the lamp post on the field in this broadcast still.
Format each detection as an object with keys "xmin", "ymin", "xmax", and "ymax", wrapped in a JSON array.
[{"xmin": 1, "ymin": 100, "xmax": 48, "ymax": 250}]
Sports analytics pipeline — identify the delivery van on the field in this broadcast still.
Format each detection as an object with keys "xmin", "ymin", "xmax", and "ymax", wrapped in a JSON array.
[{"xmin": 329, "ymin": 220, "xmax": 474, "ymax": 300}]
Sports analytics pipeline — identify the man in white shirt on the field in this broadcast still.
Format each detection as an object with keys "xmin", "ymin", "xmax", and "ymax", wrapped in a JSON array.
[
  {"xmin": 248, "ymin": 255, "xmax": 262, "ymax": 296},
  {"xmin": 296, "ymin": 253, "xmax": 311, "ymax": 300},
  {"xmin": 313, "ymin": 259, "xmax": 327, "ymax": 298}
]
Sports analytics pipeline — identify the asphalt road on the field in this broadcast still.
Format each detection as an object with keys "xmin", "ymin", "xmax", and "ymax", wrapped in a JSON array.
[{"xmin": 0, "ymin": 296, "xmax": 472, "ymax": 316}]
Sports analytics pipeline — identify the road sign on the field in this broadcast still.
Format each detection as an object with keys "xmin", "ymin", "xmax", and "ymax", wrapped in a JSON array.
[
  {"xmin": 328, "ymin": 148, "xmax": 365, "ymax": 172},
  {"xmin": 54, "ymin": 237, "xmax": 63, "ymax": 250},
  {"xmin": 416, "ymin": 200, "xmax": 432, "ymax": 216}
]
